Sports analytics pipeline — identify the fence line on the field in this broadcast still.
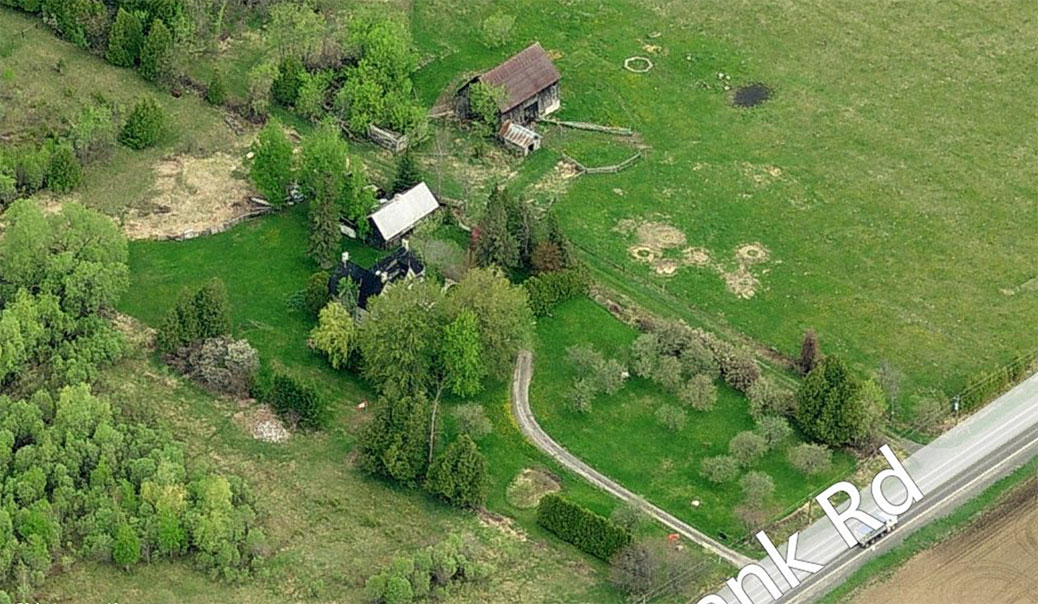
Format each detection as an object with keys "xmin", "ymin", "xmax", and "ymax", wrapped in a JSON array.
[{"xmin": 540, "ymin": 117, "xmax": 634, "ymax": 136}]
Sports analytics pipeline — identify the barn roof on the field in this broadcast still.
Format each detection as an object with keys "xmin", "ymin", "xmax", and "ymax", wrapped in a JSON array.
[
  {"xmin": 499, "ymin": 120, "xmax": 541, "ymax": 149},
  {"xmin": 369, "ymin": 182, "xmax": 439, "ymax": 243},
  {"xmin": 479, "ymin": 43, "xmax": 560, "ymax": 113}
]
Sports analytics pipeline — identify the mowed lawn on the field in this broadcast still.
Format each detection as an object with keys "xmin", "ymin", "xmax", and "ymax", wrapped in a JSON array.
[
  {"xmin": 530, "ymin": 298, "xmax": 855, "ymax": 543},
  {"xmin": 411, "ymin": 0, "xmax": 1038, "ymax": 410}
]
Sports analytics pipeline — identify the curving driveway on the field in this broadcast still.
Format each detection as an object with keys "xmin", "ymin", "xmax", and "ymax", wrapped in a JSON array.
[{"xmin": 511, "ymin": 350, "xmax": 753, "ymax": 568}]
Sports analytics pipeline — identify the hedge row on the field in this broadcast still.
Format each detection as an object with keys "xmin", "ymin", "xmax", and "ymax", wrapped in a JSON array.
[
  {"xmin": 536, "ymin": 494, "xmax": 631, "ymax": 560},
  {"xmin": 523, "ymin": 268, "xmax": 590, "ymax": 316}
]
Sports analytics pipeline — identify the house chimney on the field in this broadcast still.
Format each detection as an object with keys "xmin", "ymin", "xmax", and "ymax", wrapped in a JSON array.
[{"xmin": 341, "ymin": 251, "xmax": 350, "ymax": 265}]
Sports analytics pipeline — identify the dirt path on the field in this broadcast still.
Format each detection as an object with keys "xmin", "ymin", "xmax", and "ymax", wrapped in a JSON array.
[
  {"xmin": 850, "ymin": 479, "xmax": 1038, "ymax": 604},
  {"xmin": 510, "ymin": 350, "xmax": 752, "ymax": 568}
]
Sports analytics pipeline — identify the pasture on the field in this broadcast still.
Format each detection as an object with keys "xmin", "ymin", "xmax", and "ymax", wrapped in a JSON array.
[{"xmin": 410, "ymin": 0, "xmax": 1038, "ymax": 412}]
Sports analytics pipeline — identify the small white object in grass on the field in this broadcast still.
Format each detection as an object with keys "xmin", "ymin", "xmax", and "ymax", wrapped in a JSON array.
[{"xmin": 691, "ymin": 499, "xmax": 701, "ymax": 507}]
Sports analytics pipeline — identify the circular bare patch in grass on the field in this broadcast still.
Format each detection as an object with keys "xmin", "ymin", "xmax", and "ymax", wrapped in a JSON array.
[
  {"xmin": 732, "ymin": 83, "xmax": 772, "ymax": 108},
  {"xmin": 506, "ymin": 468, "xmax": 561, "ymax": 509}
]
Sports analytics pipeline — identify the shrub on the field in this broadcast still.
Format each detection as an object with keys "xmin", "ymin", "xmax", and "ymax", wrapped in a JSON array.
[
  {"xmin": 747, "ymin": 377, "xmax": 796, "ymax": 419},
  {"xmin": 610, "ymin": 539, "xmax": 689, "ymax": 598},
  {"xmin": 112, "ymin": 524, "xmax": 141, "ymax": 568},
  {"xmin": 630, "ymin": 333, "xmax": 661, "ymax": 378},
  {"xmin": 15, "ymin": 148, "xmax": 48, "ymax": 194},
  {"xmin": 246, "ymin": 61, "xmax": 278, "ymax": 119},
  {"xmin": 193, "ymin": 278, "xmax": 232, "ymax": 339},
  {"xmin": 46, "ymin": 144, "xmax": 82, "ymax": 193},
  {"xmin": 271, "ymin": 56, "xmax": 304, "ymax": 107},
  {"xmin": 912, "ymin": 390, "xmax": 948, "ymax": 433},
  {"xmin": 480, "ymin": 12, "xmax": 515, "ymax": 48},
  {"xmin": 180, "ymin": 337, "xmax": 260, "ymax": 397},
  {"xmin": 719, "ymin": 348, "xmax": 761, "ymax": 392},
  {"xmin": 798, "ymin": 328, "xmax": 821, "ymax": 375},
  {"xmin": 654, "ymin": 404, "xmax": 686, "ymax": 432},
  {"xmin": 755, "ymin": 415, "xmax": 793, "ymax": 448},
  {"xmin": 205, "ymin": 71, "xmax": 227, "ymax": 105},
  {"xmin": 570, "ymin": 378, "xmax": 595, "ymax": 413},
  {"xmin": 106, "ymin": 8, "xmax": 143, "ymax": 68},
  {"xmin": 71, "ymin": 103, "xmax": 118, "ymax": 162},
  {"xmin": 304, "ymin": 271, "xmax": 331, "ymax": 316},
  {"xmin": 679, "ymin": 339, "xmax": 718, "ymax": 379},
  {"xmin": 523, "ymin": 268, "xmax": 589, "ymax": 316},
  {"xmin": 700, "ymin": 455, "xmax": 739, "ymax": 483},
  {"xmin": 678, "ymin": 374, "xmax": 717, "ymax": 411},
  {"xmin": 452, "ymin": 404, "xmax": 492, "ymax": 440},
  {"xmin": 729, "ymin": 431, "xmax": 768, "ymax": 465},
  {"xmin": 537, "ymin": 494, "xmax": 631, "ymax": 560},
  {"xmin": 139, "ymin": 19, "xmax": 174, "ymax": 84},
  {"xmin": 739, "ymin": 471, "xmax": 775, "ymax": 503},
  {"xmin": 119, "ymin": 97, "xmax": 165, "ymax": 150},
  {"xmin": 295, "ymin": 70, "xmax": 332, "ymax": 122},
  {"xmin": 788, "ymin": 443, "xmax": 833, "ymax": 476},
  {"xmin": 609, "ymin": 500, "xmax": 649, "ymax": 533},
  {"xmin": 425, "ymin": 434, "xmax": 488, "ymax": 508},
  {"xmin": 265, "ymin": 372, "xmax": 329, "ymax": 429}
]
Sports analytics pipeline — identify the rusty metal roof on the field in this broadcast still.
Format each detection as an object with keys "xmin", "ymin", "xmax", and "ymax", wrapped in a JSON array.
[
  {"xmin": 498, "ymin": 120, "xmax": 541, "ymax": 149},
  {"xmin": 479, "ymin": 43, "xmax": 560, "ymax": 113}
]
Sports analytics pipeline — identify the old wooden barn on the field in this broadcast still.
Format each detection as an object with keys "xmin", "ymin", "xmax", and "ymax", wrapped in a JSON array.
[{"xmin": 457, "ymin": 42, "xmax": 561, "ymax": 126}]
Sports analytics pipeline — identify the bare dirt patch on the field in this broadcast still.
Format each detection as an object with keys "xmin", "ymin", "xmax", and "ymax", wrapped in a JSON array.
[
  {"xmin": 616, "ymin": 217, "xmax": 771, "ymax": 297},
  {"xmin": 506, "ymin": 468, "xmax": 562, "ymax": 509},
  {"xmin": 122, "ymin": 152, "xmax": 257, "ymax": 240},
  {"xmin": 851, "ymin": 479, "xmax": 1038, "ymax": 604},
  {"xmin": 232, "ymin": 402, "xmax": 290, "ymax": 443}
]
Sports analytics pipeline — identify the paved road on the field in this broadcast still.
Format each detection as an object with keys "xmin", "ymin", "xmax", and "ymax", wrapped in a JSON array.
[
  {"xmin": 709, "ymin": 370, "xmax": 1038, "ymax": 604},
  {"xmin": 510, "ymin": 350, "xmax": 753, "ymax": 568}
]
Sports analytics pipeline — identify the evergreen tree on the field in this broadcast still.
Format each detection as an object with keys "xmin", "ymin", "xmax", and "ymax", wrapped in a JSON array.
[
  {"xmin": 271, "ymin": 55, "xmax": 305, "ymax": 107},
  {"xmin": 250, "ymin": 120, "xmax": 295, "ymax": 204},
  {"xmin": 794, "ymin": 356, "xmax": 882, "ymax": 446},
  {"xmin": 343, "ymin": 168, "xmax": 375, "ymax": 238},
  {"xmin": 474, "ymin": 191, "xmax": 519, "ymax": 269},
  {"xmin": 426, "ymin": 434, "xmax": 487, "ymax": 508},
  {"xmin": 205, "ymin": 70, "xmax": 227, "ymax": 105},
  {"xmin": 798, "ymin": 328, "xmax": 821, "ymax": 375},
  {"xmin": 193, "ymin": 278, "xmax": 232, "ymax": 339},
  {"xmin": 392, "ymin": 150, "xmax": 421, "ymax": 194},
  {"xmin": 106, "ymin": 8, "xmax": 144, "ymax": 68},
  {"xmin": 46, "ymin": 144, "xmax": 82, "ymax": 193},
  {"xmin": 119, "ymin": 97, "xmax": 165, "ymax": 150},
  {"xmin": 440, "ymin": 310, "xmax": 486, "ymax": 397},
  {"xmin": 308, "ymin": 197, "xmax": 340, "ymax": 268},
  {"xmin": 139, "ymin": 19, "xmax": 174, "ymax": 84},
  {"xmin": 358, "ymin": 388, "xmax": 432, "ymax": 483}
]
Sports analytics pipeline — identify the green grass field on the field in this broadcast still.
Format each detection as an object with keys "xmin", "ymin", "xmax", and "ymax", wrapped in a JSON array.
[
  {"xmin": 410, "ymin": 0, "xmax": 1038, "ymax": 413},
  {"xmin": 530, "ymin": 298, "xmax": 856, "ymax": 544}
]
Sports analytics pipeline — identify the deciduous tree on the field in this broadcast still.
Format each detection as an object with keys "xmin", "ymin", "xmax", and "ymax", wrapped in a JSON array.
[{"xmin": 250, "ymin": 119, "xmax": 295, "ymax": 204}]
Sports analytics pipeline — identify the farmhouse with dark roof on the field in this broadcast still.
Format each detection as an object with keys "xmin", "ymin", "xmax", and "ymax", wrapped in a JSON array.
[
  {"xmin": 457, "ymin": 42, "xmax": 561, "ymax": 126},
  {"xmin": 328, "ymin": 247, "xmax": 425, "ymax": 310}
]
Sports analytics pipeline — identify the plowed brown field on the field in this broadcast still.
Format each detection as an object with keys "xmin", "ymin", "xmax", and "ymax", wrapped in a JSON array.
[{"xmin": 851, "ymin": 479, "xmax": 1038, "ymax": 603}]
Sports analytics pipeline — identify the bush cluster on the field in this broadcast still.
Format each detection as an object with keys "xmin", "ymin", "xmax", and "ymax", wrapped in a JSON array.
[
  {"xmin": 172, "ymin": 336, "xmax": 259, "ymax": 397},
  {"xmin": 536, "ymin": 494, "xmax": 631, "ymax": 561},
  {"xmin": 524, "ymin": 268, "xmax": 590, "ymax": 317},
  {"xmin": 364, "ymin": 533, "xmax": 493, "ymax": 604},
  {"xmin": 260, "ymin": 372, "xmax": 330, "ymax": 430},
  {"xmin": 156, "ymin": 279, "xmax": 232, "ymax": 354}
]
